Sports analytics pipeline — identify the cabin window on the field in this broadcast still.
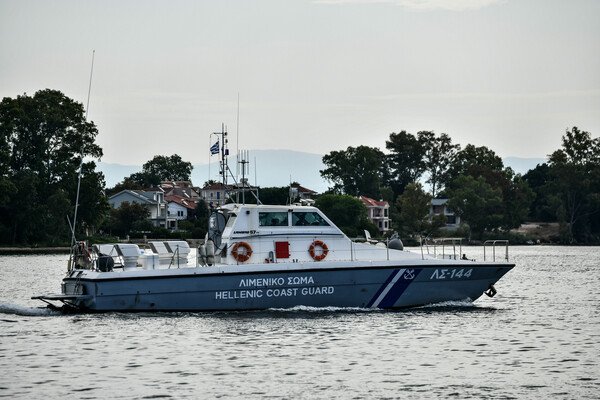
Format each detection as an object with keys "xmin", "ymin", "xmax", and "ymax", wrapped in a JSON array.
[
  {"xmin": 259, "ymin": 212, "xmax": 288, "ymax": 227},
  {"xmin": 292, "ymin": 212, "xmax": 330, "ymax": 226},
  {"xmin": 225, "ymin": 213, "xmax": 237, "ymax": 228}
]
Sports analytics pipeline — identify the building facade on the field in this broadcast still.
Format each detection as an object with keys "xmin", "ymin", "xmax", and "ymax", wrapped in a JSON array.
[
  {"xmin": 431, "ymin": 198, "xmax": 461, "ymax": 229},
  {"xmin": 359, "ymin": 196, "xmax": 391, "ymax": 233},
  {"xmin": 108, "ymin": 190, "xmax": 172, "ymax": 228}
]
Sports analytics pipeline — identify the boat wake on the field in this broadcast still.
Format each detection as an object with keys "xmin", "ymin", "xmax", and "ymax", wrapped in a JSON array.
[
  {"xmin": 0, "ymin": 302, "xmax": 61, "ymax": 317},
  {"xmin": 417, "ymin": 299, "xmax": 475, "ymax": 308}
]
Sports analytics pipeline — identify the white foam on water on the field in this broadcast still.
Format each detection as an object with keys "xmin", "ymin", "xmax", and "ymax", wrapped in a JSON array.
[
  {"xmin": 268, "ymin": 305, "xmax": 377, "ymax": 312},
  {"xmin": 0, "ymin": 302, "xmax": 61, "ymax": 316},
  {"xmin": 419, "ymin": 298, "xmax": 475, "ymax": 308}
]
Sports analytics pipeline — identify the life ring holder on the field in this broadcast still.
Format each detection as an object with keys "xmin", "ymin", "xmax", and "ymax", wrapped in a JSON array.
[
  {"xmin": 309, "ymin": 240, "xmax": 328, "ymax": 261},
  {"xmin": 232, "ymin": 242, "xmax": 253, "ymax": 263}
]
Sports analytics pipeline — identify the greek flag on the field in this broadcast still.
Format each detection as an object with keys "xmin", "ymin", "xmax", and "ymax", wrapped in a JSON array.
[{"xmin": 210, "ymin": 141, "xmax": 219, "ymax": 155}]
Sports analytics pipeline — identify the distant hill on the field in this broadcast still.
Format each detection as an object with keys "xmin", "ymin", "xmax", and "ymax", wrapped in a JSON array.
[
  {"xmin": 98, "ymin": 152, "xmax": 547, "ymax": 192},
  {"xmin": 98, "ymin": 150, "xmax": 329, "ymax": 193}
]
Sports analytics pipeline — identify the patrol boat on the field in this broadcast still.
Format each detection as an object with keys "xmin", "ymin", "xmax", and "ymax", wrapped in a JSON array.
[
  {"xmin": 34, "ymin": 128, "xmax": 514, "ymax": 312},
  {"xmin": 34, "ymin": 202, "xmax": 514, "ymax": 312}
]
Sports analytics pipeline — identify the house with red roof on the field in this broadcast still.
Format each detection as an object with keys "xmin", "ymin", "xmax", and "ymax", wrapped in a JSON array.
[
  {"xmin": 359, "ymin": 195, "xmax": 391, "ymax": 233},
  {"xmin": 159, "ymin": 181, "xmax": 201, "ymax": 199},
  {"xmin": 291, "ymin": 184, "xmax": 317, "ymax": 200}
]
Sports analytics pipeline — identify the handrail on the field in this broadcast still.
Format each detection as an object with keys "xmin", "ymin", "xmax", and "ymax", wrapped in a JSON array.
[
  {"xmin": 483, "ymin": 240, "xmax": 509, "ymax": 262},
  {"xmin": 422, "ymin": 238, "xmax": 463, "ymax": 261}
]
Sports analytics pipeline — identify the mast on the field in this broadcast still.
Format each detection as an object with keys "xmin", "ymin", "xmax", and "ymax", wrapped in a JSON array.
[
  {"xmin": 211, "ymin": 124, "xmax": 230, "ymax": 203},
  {"xmin": 239, "ymin": 150, "xmax": 249, "ymax": 204},
  {"xmin": 210, "ymin": 124, "xmax": 259, "ymax": 206}
]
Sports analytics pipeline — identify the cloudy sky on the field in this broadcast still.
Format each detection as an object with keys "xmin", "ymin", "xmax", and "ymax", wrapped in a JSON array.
[{"xmin": 1, "ymin": 0, "xmax": 599, "ymax": 167}]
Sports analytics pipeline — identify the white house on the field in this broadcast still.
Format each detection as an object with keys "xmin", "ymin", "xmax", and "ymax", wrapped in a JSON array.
[
  {"xmin": 165, "ymin": 195, "xmax": 197, "ymax": 230},
  {"xmin": 108, "ymin": 190, "xmax": 173, "ymax": 228},
  {"xmin": 431, "ymin": 198, "xmax": 460, "ymax": 229}
]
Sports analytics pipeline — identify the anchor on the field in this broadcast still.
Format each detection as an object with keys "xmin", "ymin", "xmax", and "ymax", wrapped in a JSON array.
[{"xmin": 484, "ymin": 284, "xmax": 497, "ymax": 298}]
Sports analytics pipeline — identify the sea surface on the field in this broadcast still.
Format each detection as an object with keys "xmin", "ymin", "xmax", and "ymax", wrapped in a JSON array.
[{"xmin": 0, "ymin": 246, "xmax": 598, "ymax": 399}]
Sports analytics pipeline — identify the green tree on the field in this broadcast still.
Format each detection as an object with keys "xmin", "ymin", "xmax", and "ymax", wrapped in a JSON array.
[
  {"xmin": 104, "ymin": 201, "xmax": 150, "ymax": 237},
  {"xmin": 127, "ymin": 170, "xmax": 161, "ymax": 188},
  {"xmin": 397, "ymin": 183, "xmax": 446, "ymax": 239},
  {"xmin": 3, "ymin": 170, "xmax": 42, "ymax": 244},
  {"xmin": 45, "ymin": 189, "xmax": 72, "ymax": 245},
  {"xmin": 523, "ymin": 163, "xmax": 555, "ymax": 221},
  {"xmin": 315, "ymin": 194, "xmax": 377, "ymax": 237},
  {"xmin": 0, "ymin": 89, "xmax": 105, "ymax": 244},
  {"xmin": 203, "ymin": 180, "xmax": 218, "ymax": 187},
  {"xmin": 123, "ymin": 154, "xmax": 193, "ymax": 188},
  {"xmin": 500, "ymin": 170, "xmax": 535, "ymax": 231},
  {"xmin": 0, "ymin": 89, "xmax": 102, "ymax": 186},
  {"xmin": 547, "ymin": 127, "xmax": 600, "ymax": 241},
  {"xmin": 422, "ymin": 132, "xmax": 460, "ymax": 198},
  {"xmin": 385, "ymin": 131, "xmax": 427, "ymax": 197},
  {"xmin": 447, "ymin": 175, "xmax": 503, "ymax": 241},
  {"xmin": 321, "ymin": 146, "xmax": 384, "ymax": 198},
  {"xmin": 444, "ymin": 144, "xmax": 532, "ymax": 231},
  {"xmin": 73, "ymin": 162, "xmax": 110, "ymax": 233},
  {"xmin": 143, "ymin": 154, "xmax": 193, "ymax": 182},
  {"xmin": 446, "ymin": 144, "xmax": 504, "ymax": 185},
  {"xmin": 189, "ymin": 199, "xmax": 209, "ymax": 239},
  {"xmin": 259, "ymin": 186, "xmax": 290, "ymax": 205},
  {"xmin": 105, "ymin": 177, "xmax": 144, "ymax": 197}
]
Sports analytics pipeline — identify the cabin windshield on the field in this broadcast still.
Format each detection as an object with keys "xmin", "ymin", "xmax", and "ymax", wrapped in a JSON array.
[
  {"xmin": 292, "ymin": 212, "xmax": 329, "ymax": 226},
  {"xmin": 259, "ymin": 212, "xmax": 288, "ymax": 227},
  {"xmin": 225, "ymin": 213, "xmax": 237, "ymax": 228}
]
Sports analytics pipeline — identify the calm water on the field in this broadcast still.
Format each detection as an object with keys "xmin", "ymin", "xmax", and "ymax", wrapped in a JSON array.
[{"xmin": 0, "ymin": 246, "xmax": 598, "ymax": 399}]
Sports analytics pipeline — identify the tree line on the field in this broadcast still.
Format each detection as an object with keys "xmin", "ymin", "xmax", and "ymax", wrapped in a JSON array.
[
  {"xmin": 0, "ymin": 89, "xmax": 202, "ymax": 245},
  {"xmin": 319, "ymin": 127, "xmax": 600, "ymax": 243},
  {"xmin": 1, "ymin": 89, "xmax": 598, "ymax": 245},
  {"xmin": 0, "ymin": 89, "xmax": 107, "ymax": 245}
]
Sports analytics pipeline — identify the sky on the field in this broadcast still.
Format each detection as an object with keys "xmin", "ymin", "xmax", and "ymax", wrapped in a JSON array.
[{"xmin": 1, "ymin": 0, "xmax": 599, "ymax": 170}]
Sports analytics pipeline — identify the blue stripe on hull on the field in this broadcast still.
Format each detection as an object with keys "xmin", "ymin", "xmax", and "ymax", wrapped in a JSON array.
[
  {"xmin": 378, "ymin": 269, "xmax": 422, "ymax": 308},
  {"xmin": 365, "ymin": 269, "xmax": 401, "ymax": 308}
]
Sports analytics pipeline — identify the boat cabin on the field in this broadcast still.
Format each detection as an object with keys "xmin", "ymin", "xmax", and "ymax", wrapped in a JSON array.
[{"xmin": 200, "ymin": 204, "xmax": 353, "ymax": 265}]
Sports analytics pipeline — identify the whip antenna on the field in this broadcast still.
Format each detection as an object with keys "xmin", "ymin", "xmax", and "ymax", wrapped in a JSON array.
[{"xmin": 69, "ymin": 50, "xmax": 95, "ymax": 268}]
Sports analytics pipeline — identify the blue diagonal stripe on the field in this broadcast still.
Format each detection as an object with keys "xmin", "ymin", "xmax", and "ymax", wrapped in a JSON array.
[
  {"xmin": 378, "ymin": 269, "xmax": 422, "ymax": 308},
  {"xmin": 366, "ymin": 269, "xmax": 400, "ymax": 308}
]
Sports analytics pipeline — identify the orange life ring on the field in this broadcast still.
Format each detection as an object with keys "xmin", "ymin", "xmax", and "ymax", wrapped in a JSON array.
[
  {"xmin": 232, "ymin": 242, "xmax": 252, "ymax": 262},
  {"xmin": 309, "ymin": 240, "xmax": 328, "ymax": 261}
]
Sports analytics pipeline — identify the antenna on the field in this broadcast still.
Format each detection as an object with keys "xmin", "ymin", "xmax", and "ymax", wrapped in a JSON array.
[
  {"xmin": 236, "ymin": 93, "xmax": 240, "ymax": 182},
  {"xmin": 69, "ymin": 50, "xmax": 95, "ymax": 270},
  {"xmin": 71, "ymin": 51, "xmax": 95, "ymax": 245},
  {"xmin": 238, "ymin": 150, "xmax": 249, "ymax": 204},
  {"xmin": 255, "ymin": 156, "xmax": 259, "ymax": 205}
]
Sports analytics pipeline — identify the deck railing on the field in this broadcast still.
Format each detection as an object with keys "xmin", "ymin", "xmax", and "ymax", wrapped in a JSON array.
[
  {"xmin": 421, "ymin": 237, "xmax": 464, "ymax": 261},
  {"xmin": 483, "ymin": 240, "xmax": 510, "ymax": 262}
]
